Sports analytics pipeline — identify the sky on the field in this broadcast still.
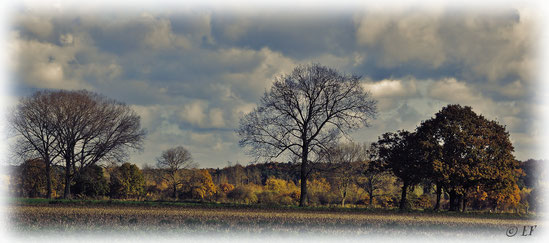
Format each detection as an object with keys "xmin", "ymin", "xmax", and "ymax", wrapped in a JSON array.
[{"xmin": 3, "ymin": 1, "xmax": 548, "ymax": 169}]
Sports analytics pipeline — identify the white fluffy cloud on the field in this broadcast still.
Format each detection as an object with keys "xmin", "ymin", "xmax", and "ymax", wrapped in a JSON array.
[
  {"xmin": 180, "ymin": 101, "xmax": 207, "ymax": 127},
  {"xmin": 429, "ymin": 78, "xmax": 481, "ymax": 104},
  {"xmin": 362, "ymin": 78, "xmax": 418, "ymax": 110},
  {"xmin": 354, "ymin": 7, "xmax": 534, "ymax": 83},
  {"xmin": 355, "ymin": 9, "xmax": 446, "ymax": 68}
]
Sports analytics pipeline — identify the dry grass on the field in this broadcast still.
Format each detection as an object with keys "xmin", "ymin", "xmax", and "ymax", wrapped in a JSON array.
[{"xmin": 5, "ymin": 203, "xmax": 541, "ymax": 239}]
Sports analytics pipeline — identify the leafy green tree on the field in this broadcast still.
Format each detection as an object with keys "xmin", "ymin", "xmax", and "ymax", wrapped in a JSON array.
[
  {"xmin": 72, "ymin": 164, "xmax": 109, "ymax": 198},
  {"xmin": 109, "ymin": 163, "xmax": 145, "ymax": 199},
  {"xmin": 19, "ymin": 159, "xmax": 48, "ymax": 198},
  {"xmin": 370, "ymin": 130, "xmax": 427, "ymax": 210}
]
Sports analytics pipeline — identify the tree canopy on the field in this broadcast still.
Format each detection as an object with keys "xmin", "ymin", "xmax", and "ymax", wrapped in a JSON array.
[
  {"xmin": 370, "ymin": 130, "xmax": 426, "ymax": 210},
  {"xmin": 12, "ymin": 90, "xmax": 146, "ymax": 199},
  {"xmin": 156, "ymin": 146, "xmax": 197, "ymax": 200},
  {"xmin": 416, "ymin": 104, "xmax": 519, "ymax": 211}
]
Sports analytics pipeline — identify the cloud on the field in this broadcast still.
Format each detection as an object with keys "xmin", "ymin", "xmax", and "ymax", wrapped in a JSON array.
[
  {"xmin": 12, "ymin": 36, "xmax": 89, "ymax": 90},
  {"xmin": 429, "ymin": 77, "xmax": 480, "ymax": 104},
  {"xmin": 16, "ymin": 14, "xmax": 53, "ymax": 39},
  {"xmin": 180, "ymin": 101, "xmax": 207, "ymax": 127},
  {"xmin": 209, "ymin": 108, "xmax": 225, "ymax": 128},
  {"xmin": 355, "ymin": 9, "xmax": 446, "ymax": 68},
  {"xmin": 362, "ymin": 78, "xmax": 418, "ymax": 110},
  {"xmin": 141, "ymin": 14, "xmax": 192, "ymax": 50},
  {"xmin": 9, "ymin": 6, "xmax": 542, "ymax": 166},
  {"xmin": 353, "ymin": 7, "xmax": 535, "ymax": 90}
]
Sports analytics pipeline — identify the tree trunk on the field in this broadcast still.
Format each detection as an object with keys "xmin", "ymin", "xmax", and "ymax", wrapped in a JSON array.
[
  {"xmin": 458, "ymin": 194, "xmax": 464, "ymax": 212},
  {"xmin": 399, "ymin": 182, "xmax": 408, "ymax": 210},
  {"xmin": 368, "ymin": 190, "xmax": 374, "ymax": 206},
  {"xmin": 299, "ymin": 142, "xmax": 309, "ymax": 207},
  {"xmin": 341, "ymin": 190, "xmax": 347, "ymax": 207},
  {"xmin": 63, "ymin": 159, "xmax": 71, "ymax": 199},
  {"xmin": 368, "ymin": 177, "xmax": 374, "ymax": 207},
  {"xmin": 45, "ymin": 159, "xmax": 52, "ymax": 199},
  {"xmin": 173, "ymin": 183, "xmax": 178, "ymax": 200},
  {"xmin": 448, "ymin": 190, "xmax": 459, "ymax": 211},
  {"xmin": 434, "ymin": 182, "xmax": 442, "ymax": 211},
  {"xmin": 461, "ymin": 195, "xmax": 467, "ymax": 212}
]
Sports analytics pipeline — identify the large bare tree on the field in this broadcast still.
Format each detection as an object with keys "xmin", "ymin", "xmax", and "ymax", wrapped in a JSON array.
[
  {"xmin": 46, "ymin": 90, "xmax": 146, "ymax": 199},
  {"xmin": 11, "ymin": 91, "xmax": 62, "ymax": 198},
  {"xmin": 238, "ymin": 64, "xmax": 377, "ymax": 206},
  {"xmin": 156, "ymin": 146, "xmax": 197, "ymax": 200}
]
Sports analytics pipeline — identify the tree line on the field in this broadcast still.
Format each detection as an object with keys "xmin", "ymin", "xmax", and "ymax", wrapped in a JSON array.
[
  {"xmin": 8, "ymin": 64, "xmax": 543, "ymax": 213},
  {"xmin": 7, "ymin": 155, "xmax": 542, "ymax": 213}
]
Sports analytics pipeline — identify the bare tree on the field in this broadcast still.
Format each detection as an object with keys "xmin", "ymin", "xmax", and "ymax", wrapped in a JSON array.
[
  {"xmin": 11, "ymin": 91, "xmax": 61, "ymax": 198},
  {"xmin": 358, "ymin": 147, "xmax": 391, "ymax": 207},
  {"xmin": 323, "ymin": 142, "xmax": 365, "ymax": 207},
  {"xmin": 238, "ymin": 64, "xmax": 377, "ymax": 206},
  {"xmin": 156, "ymin": 146, "xmax": 197, "ymax": 200},
  {"xmin": 48, "ymin": 90, "xmax": 146, "ymax": 199}
]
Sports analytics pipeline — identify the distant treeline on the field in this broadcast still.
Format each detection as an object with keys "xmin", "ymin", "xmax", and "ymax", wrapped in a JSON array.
[{"xmin": 6, "ymin": 158, "xmax": 543, "ymax": 213}]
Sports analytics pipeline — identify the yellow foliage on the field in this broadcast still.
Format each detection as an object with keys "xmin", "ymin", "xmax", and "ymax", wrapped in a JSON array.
[
  {"xmin": 219, "ymin": 183, "xmax": 235, "ymax": 193},
  {"xmin": 307, "ymin": 178, "xmax": 331, "ymax": 193},
  {"xmin": 190, "ymin": 170, "xmax": 217, "ymax": 200},
  {"xmin": 416, "ymin": 194, "xmax": 432, "ymax": 209},
  {"xmin": 265, "ymin": 177, "xmax": 298, "ymax": 196}
]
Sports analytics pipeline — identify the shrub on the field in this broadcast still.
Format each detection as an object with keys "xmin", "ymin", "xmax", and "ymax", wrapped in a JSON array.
[
  {"xmin": 415, "ymin": 194, "xmax": 433, "ymax": 209},
  {"xmin": 188, "ymin": 170, "xmax": 217, "ymax": 201},
  {"xmin": 109, "ymin": 163, "xmax": 145, "ymax": 199},
  {"xmin": 72, "ymin": 164, "xmax": 109, "ymax": 199},
  {"xmin": 257, "ymin": 191, "xmax": 279, "ymax": 205},
  {"xmin": 227, "ymin": 184, "xmax": 259, "ymax": 204}
]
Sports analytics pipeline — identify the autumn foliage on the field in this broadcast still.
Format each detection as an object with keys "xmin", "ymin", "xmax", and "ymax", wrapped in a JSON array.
[{"xmin": 8, "ymin": 104, "xmax": 542, "ymax": 213}]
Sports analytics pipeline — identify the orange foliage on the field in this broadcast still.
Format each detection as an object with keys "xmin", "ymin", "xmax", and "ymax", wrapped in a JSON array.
[
  {"xmin": 190, "ymin": 170, "xmax": 217, "ymax": 200},
  {"xmin": 219, "ymin": 183, "xmax": 235, "ymax": 193}
]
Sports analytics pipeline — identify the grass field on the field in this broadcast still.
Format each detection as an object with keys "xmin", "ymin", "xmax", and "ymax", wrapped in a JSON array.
[{"xmin": 4, "ymin": 198, "xmax": 543, "ymax": 241}]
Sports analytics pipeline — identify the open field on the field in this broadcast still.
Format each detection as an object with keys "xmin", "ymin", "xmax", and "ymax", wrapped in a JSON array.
[{"xmin": 3, "ymin": 199, "xmax": 542, "ymax": 241}]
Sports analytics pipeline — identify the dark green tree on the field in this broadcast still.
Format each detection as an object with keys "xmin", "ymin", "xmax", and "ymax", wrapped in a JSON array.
[
  {"xmin": 19, "ymin": 158, "xmax": 48, "ymax": 198},
  {"xmin": 109, "ymin": 163, "xmax": 145, "ymax": 199},
  {"xmin": 72, "ymin": 164, "xmax": 109, "ymax": 198},
  {"xmin": 370, "ymin": 130, "xmax": 427, "ymax": 210}
]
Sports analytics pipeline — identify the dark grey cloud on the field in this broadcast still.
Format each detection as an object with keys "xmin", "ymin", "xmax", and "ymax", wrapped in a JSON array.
[
  {"xmin": 8, "ymin": 4, "xmax": 543, "ymax": 167},
  {"xmin": 209, "ymin": 12, "xmax": 358, "ymax": 59}
]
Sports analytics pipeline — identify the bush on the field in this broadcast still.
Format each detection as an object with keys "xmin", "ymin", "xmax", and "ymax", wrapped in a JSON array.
[
  {"xmin": 72, "ymin": 164, "xmax": 109, "ymax": 199},
  {"xmin": 109, "ymin": 163, "xmax": 145, "ymax": 199},
  {"xmin": 257, "ymin": 191, "xmax": 278, "ymax": 205},
  {"xmin": 415, "ymin": 194, "xmax": 433, "ymax": 209},
  {"xmin": 376, "ymin": 195, "xmax": 397, "ymax": 208},
  {"xmin": 227, "ymin": 184, "xmax": 259, "ymax": 204},
  {"xmin": 188, "ymin": 170, "xmax": 217, "ymax": 201}
]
